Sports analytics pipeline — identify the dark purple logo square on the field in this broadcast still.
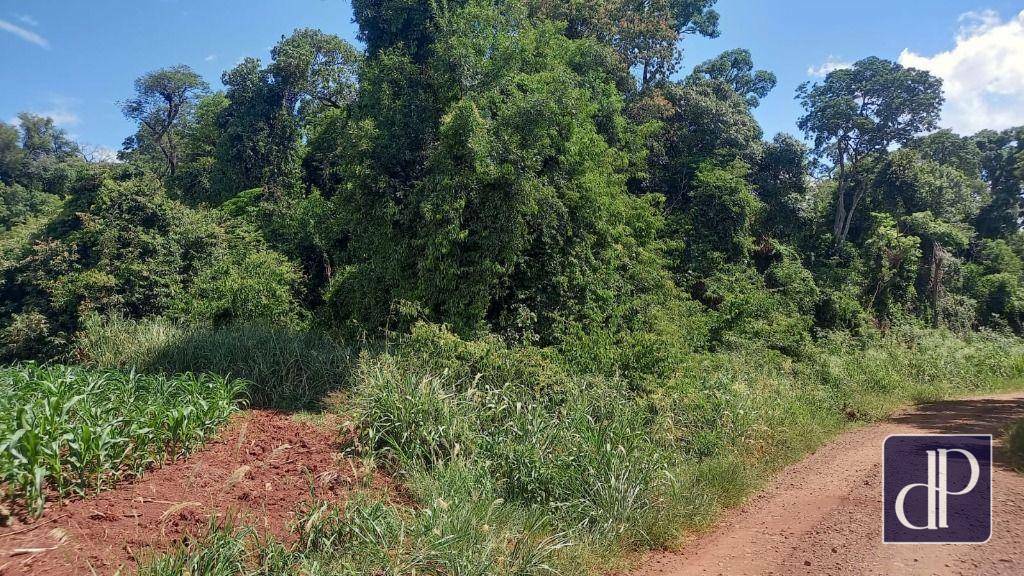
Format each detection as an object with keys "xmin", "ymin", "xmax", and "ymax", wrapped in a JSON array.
[{"xmin": 883, "ymin": 435, "xmax": 991, "ymax": 544}]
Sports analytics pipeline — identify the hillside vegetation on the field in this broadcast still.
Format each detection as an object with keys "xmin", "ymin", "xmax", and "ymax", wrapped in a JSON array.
[{"xmin": 2, "ymin": 0, "xmax": 1024, "ymax": 573}]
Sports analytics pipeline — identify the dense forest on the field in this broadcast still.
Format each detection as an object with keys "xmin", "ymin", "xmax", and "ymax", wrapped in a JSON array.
[{"xmin": 2, "ymin": 0, "xmax": 1024, "ymax": 573}]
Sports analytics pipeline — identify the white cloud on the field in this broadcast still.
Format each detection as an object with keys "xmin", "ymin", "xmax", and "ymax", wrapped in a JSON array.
[
  {"xmin": 0, "ymin": 18, "xmax": 49, "ymax": 49},
  {"xmin": 17, "ymin": 14, "xmax": 39, "ymax": 27},
  {"xmin": 18, "ymin": 96, "xmax": 83, "ymax": 128},
  {"xmin": 807, "ymin": 55, "xmax": 853, "ymax": 78},
  {"xmin": 899, "ymin": 9, "xmax": 1024, "ymax": 134},
  {"xmin": 204, "ymin": 54, "xmax": 217, "ymax": 62}
]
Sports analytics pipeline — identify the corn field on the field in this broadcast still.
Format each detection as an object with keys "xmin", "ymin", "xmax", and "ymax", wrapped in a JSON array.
[{"xmin": 0, "ymin": 364, "xmax": 245, "ymax": 517}]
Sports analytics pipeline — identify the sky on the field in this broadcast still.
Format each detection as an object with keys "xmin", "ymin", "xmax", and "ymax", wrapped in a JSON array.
[{"xmin": 1, "ymin": 0, "xmax": 1023, "ymax": 154}]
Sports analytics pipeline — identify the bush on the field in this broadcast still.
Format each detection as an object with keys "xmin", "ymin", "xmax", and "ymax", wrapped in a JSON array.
[
  {"xmin": 76, "ymin": 316, "xmax": 352, "ymax": 409},
  {"xmin": 0, "ymin": 173, "xmax": 307, "ymax": 359}
]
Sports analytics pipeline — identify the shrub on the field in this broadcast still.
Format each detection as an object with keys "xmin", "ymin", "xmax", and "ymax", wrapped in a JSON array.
[{"xmin": 0, "ymin": 174, "xmax": 307, "ymax": 359}]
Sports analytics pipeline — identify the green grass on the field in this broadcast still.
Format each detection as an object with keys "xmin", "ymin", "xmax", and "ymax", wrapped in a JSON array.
[
  {"xmin": 1008, "ymin": 419, "xmax": 1024, "ymax": 472},
  {"xmin": 76, "ymin": 316, "xmax": 353, "ymax": 409},
  {"xmin": 0, "ymin": 364, "xmax": 244, "ymax": 517},
  {"xmin": 135, "ymin": 324, "xmax": 1024, "ymax": 576}
]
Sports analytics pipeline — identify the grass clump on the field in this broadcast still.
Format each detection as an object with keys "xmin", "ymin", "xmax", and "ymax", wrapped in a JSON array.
[
  {"xmin": 0, "ymin": 364, "xmax": 244, "ymax": 517},
  {"xmin": 76, "ymin": 315, "xmax": 353, "ymax": 409},
  {"xmin": 138, "ymin": 491, "xmax": 568, "ymax": 576}
]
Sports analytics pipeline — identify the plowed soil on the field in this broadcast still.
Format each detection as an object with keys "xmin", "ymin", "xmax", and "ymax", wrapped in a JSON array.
[
  {"xmin": 0, "ymin": 410, "xmax": 393, "ymax": 576},
  {"xmin": 630, "ymin": 392, "xmax": 1024, "ymax": 576}
]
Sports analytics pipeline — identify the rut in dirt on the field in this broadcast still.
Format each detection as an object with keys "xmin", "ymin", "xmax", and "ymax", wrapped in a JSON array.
[
  {"xmin": 630, "ymin": 391, "xmax": 1024, "ymax": 576},
  {"xmin": 0, "ymin": 410, "xmax": 395, "ymax": 576}
]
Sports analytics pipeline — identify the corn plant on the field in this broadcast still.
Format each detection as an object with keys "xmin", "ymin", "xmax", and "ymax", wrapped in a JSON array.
[{"xmin": 0, "ymin": 364, "xmax": 245, "ymax": 516}]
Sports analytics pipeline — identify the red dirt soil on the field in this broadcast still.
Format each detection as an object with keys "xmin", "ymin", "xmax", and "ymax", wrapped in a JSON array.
[{"xmin": 0, "ymin": 410, "xmax": 392, "ymax": 576}]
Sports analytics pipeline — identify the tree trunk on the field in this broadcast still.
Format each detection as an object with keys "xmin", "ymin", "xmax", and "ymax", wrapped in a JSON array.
[{"xmin": 832, "ymin": 161, "xmax": 847, "ymax": 252}]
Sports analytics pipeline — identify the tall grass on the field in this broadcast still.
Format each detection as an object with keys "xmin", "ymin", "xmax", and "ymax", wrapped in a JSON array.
[
  {"xmin": 77, "ymin": 316, "xmax": 353, "ymax": 409},
  {"xmin": 135, "ymin": 325, "xmax": 1024, "ymax": 575},
  {"xmin": 343, "ymin": 325, "xmax": 1024, "ymax": 572},
  {"xmin": 0, "ymin": 364, "xmax": 244, "ymax": 516}
]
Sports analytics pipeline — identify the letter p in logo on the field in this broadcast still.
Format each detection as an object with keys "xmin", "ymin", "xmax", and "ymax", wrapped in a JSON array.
[{"xmin": 884, "ymin": 435, "xmax": 991, "ymax": 543}]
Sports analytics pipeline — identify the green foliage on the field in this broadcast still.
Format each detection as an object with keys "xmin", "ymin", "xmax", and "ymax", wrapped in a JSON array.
[
  {"xmin": 6, "ymin": 11, "xmax": 1024, "ymax": 574},
  {"xmin": 333, "ymin": 323, "xmax": 1024, "ymax": 573},
  {"xmin": 974, "ymin": 127, "xmax": 1024, "ymax": 239},
  {"xmin": 121, "ymin": 65, "xmax": 210, "ymax": 177},
  {"xmin": 76, "ymin": 316, "xmax": 352, "ymax": 409},
  {"xmin": 686, "ymin": 48, "xmax": 776, "ymax": 108},
  {"xmin": 138, "ymin": 490, "xmax": 572, "ymax": 576},
  {"xmin": 173, "ymin": 233, "xmax": 308, "ymax": 328},
  {"xmin": 1, "ymin": 182, "xmax": 59, "ymax": 230},
  {"xmin": 861, "ymin": 213, "xmax": 922, "ymax": 322},
  {"xmin": 0, "ymin": 171, "xmax": 305, "ymax": 359},
  {"xmin": 681, "ymin": 160, "xmax": 761, "ymax": 276},
  {"xmin": 329, "ymin": 1, "xmax": 668, "ymax": 342},
  {"xmin": 798, "ymin": 57, "xmax": 944, "ymax": 249},
  {"xmin": 0, "ymin": 364, "xmax": 242, "ymax": 516}
]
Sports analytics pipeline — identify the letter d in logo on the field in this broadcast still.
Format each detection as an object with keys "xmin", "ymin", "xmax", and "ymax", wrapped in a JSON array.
[{"xmin": 884, "ymin": 435, "xmax": 991, "ymax": 543}]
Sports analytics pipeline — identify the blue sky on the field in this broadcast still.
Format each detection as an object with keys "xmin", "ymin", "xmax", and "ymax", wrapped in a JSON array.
[{"xmin": 2, "ymin": 0, "xmax": 1023, "ymax": 153}]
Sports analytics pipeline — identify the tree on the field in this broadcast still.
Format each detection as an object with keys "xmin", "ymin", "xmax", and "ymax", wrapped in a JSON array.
[
  {"xmin": 16, "ymin": 113, "xmax": 79, "ymax": 160},
  {"xmin": 211, "ymin": 30, "xmax": 360, "ymax": 200},
  {"xmin": 121, "ymin": 65, "xmax": 209, "ymax": 177},
  {"xmin": 646, "ymin": 77, "xmax": 762, "ymax": 207},
  {"xmin": 528, "ymin": 0, "xmax": 720, "ymax": 91},
  {"xmin": 754, "ymin": 133, "xmax": 811, "ymax": 241},
  {"xmin": 0, "ymin": 122, "xmax": 26, "ymax": 184},
  {"xmin": 974, "ymin": 127, "xmax": 1024, "ymax": 239},
  {"xmin": 352, "ymin": 0, "xmax": 449, "ymax": 61},
  {"xmin": 173, "ymin": 93, "xmax": 230, "ymax": 204},
  {"xmin": 907, "ymin": 129, "xmax": 982, "ymax": 176},
  {"xmin": 686, "ymin": 48, "xmax": 776, "ymax": 108},
  {"xmin": 328, "ymin": 0, "xmax": 668, "ymax": 341},
  {"xmin": 797, "ymin": 57, "xmax": 943, "ymax": 250},
  {"xmin": 268, "ymin": 28, "xmax": 362, "ymax": 118}
]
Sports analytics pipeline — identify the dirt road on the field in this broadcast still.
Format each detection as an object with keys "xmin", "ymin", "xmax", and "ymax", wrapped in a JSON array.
[{"xmin": 633, "ymin": 392, "xmax": 1024, "ymax": 576}]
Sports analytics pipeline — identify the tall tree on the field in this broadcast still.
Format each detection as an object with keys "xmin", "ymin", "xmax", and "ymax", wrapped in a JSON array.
[
  {"xmin": 686, "ymin": 48, "xmax": 776, "ymax": 108},
  {"xmin": 0, "ymin": 122, "xmax": 26, "ymax": 184},
  {"xmin": 974, "ymin": 127, "xmax": 1024, "ymax": 239},
  {"xmin": 268, "ymin": 28, "xmax": 362, "ymax": 119},
  {"xmin": 16, "ymin": 113, "xmax": 79, "ymax": 161},
  {"xmin": 330, "ymin": 0, "xmax": 667, "ymax": 340},
  {"xmin": 121, "ymin": 65, "xmax": 209, "ymax": 177},
  {"xmin": 797, "ymin": 57, "xmax": 943, "ymax": 250},
  {"xmin": 754, "ymin": 133, "xmax": 811, "ymax": 241},
  {"xmin": 529, "ymin": 0, "xmax": 720, "ymax": 91},
  {"xmin": 212, "ymin": 30, "xmax": 360, "ymax": 199}
]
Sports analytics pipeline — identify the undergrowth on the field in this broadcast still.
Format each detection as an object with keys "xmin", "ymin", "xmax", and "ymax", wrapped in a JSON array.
[
  {"xmin": 136, "ymin": 323, "xmax": 1024, "ymax": 575},
  {"xmin": 76, "ymin": 316, "xmax": 353, "ymax": 409}
]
